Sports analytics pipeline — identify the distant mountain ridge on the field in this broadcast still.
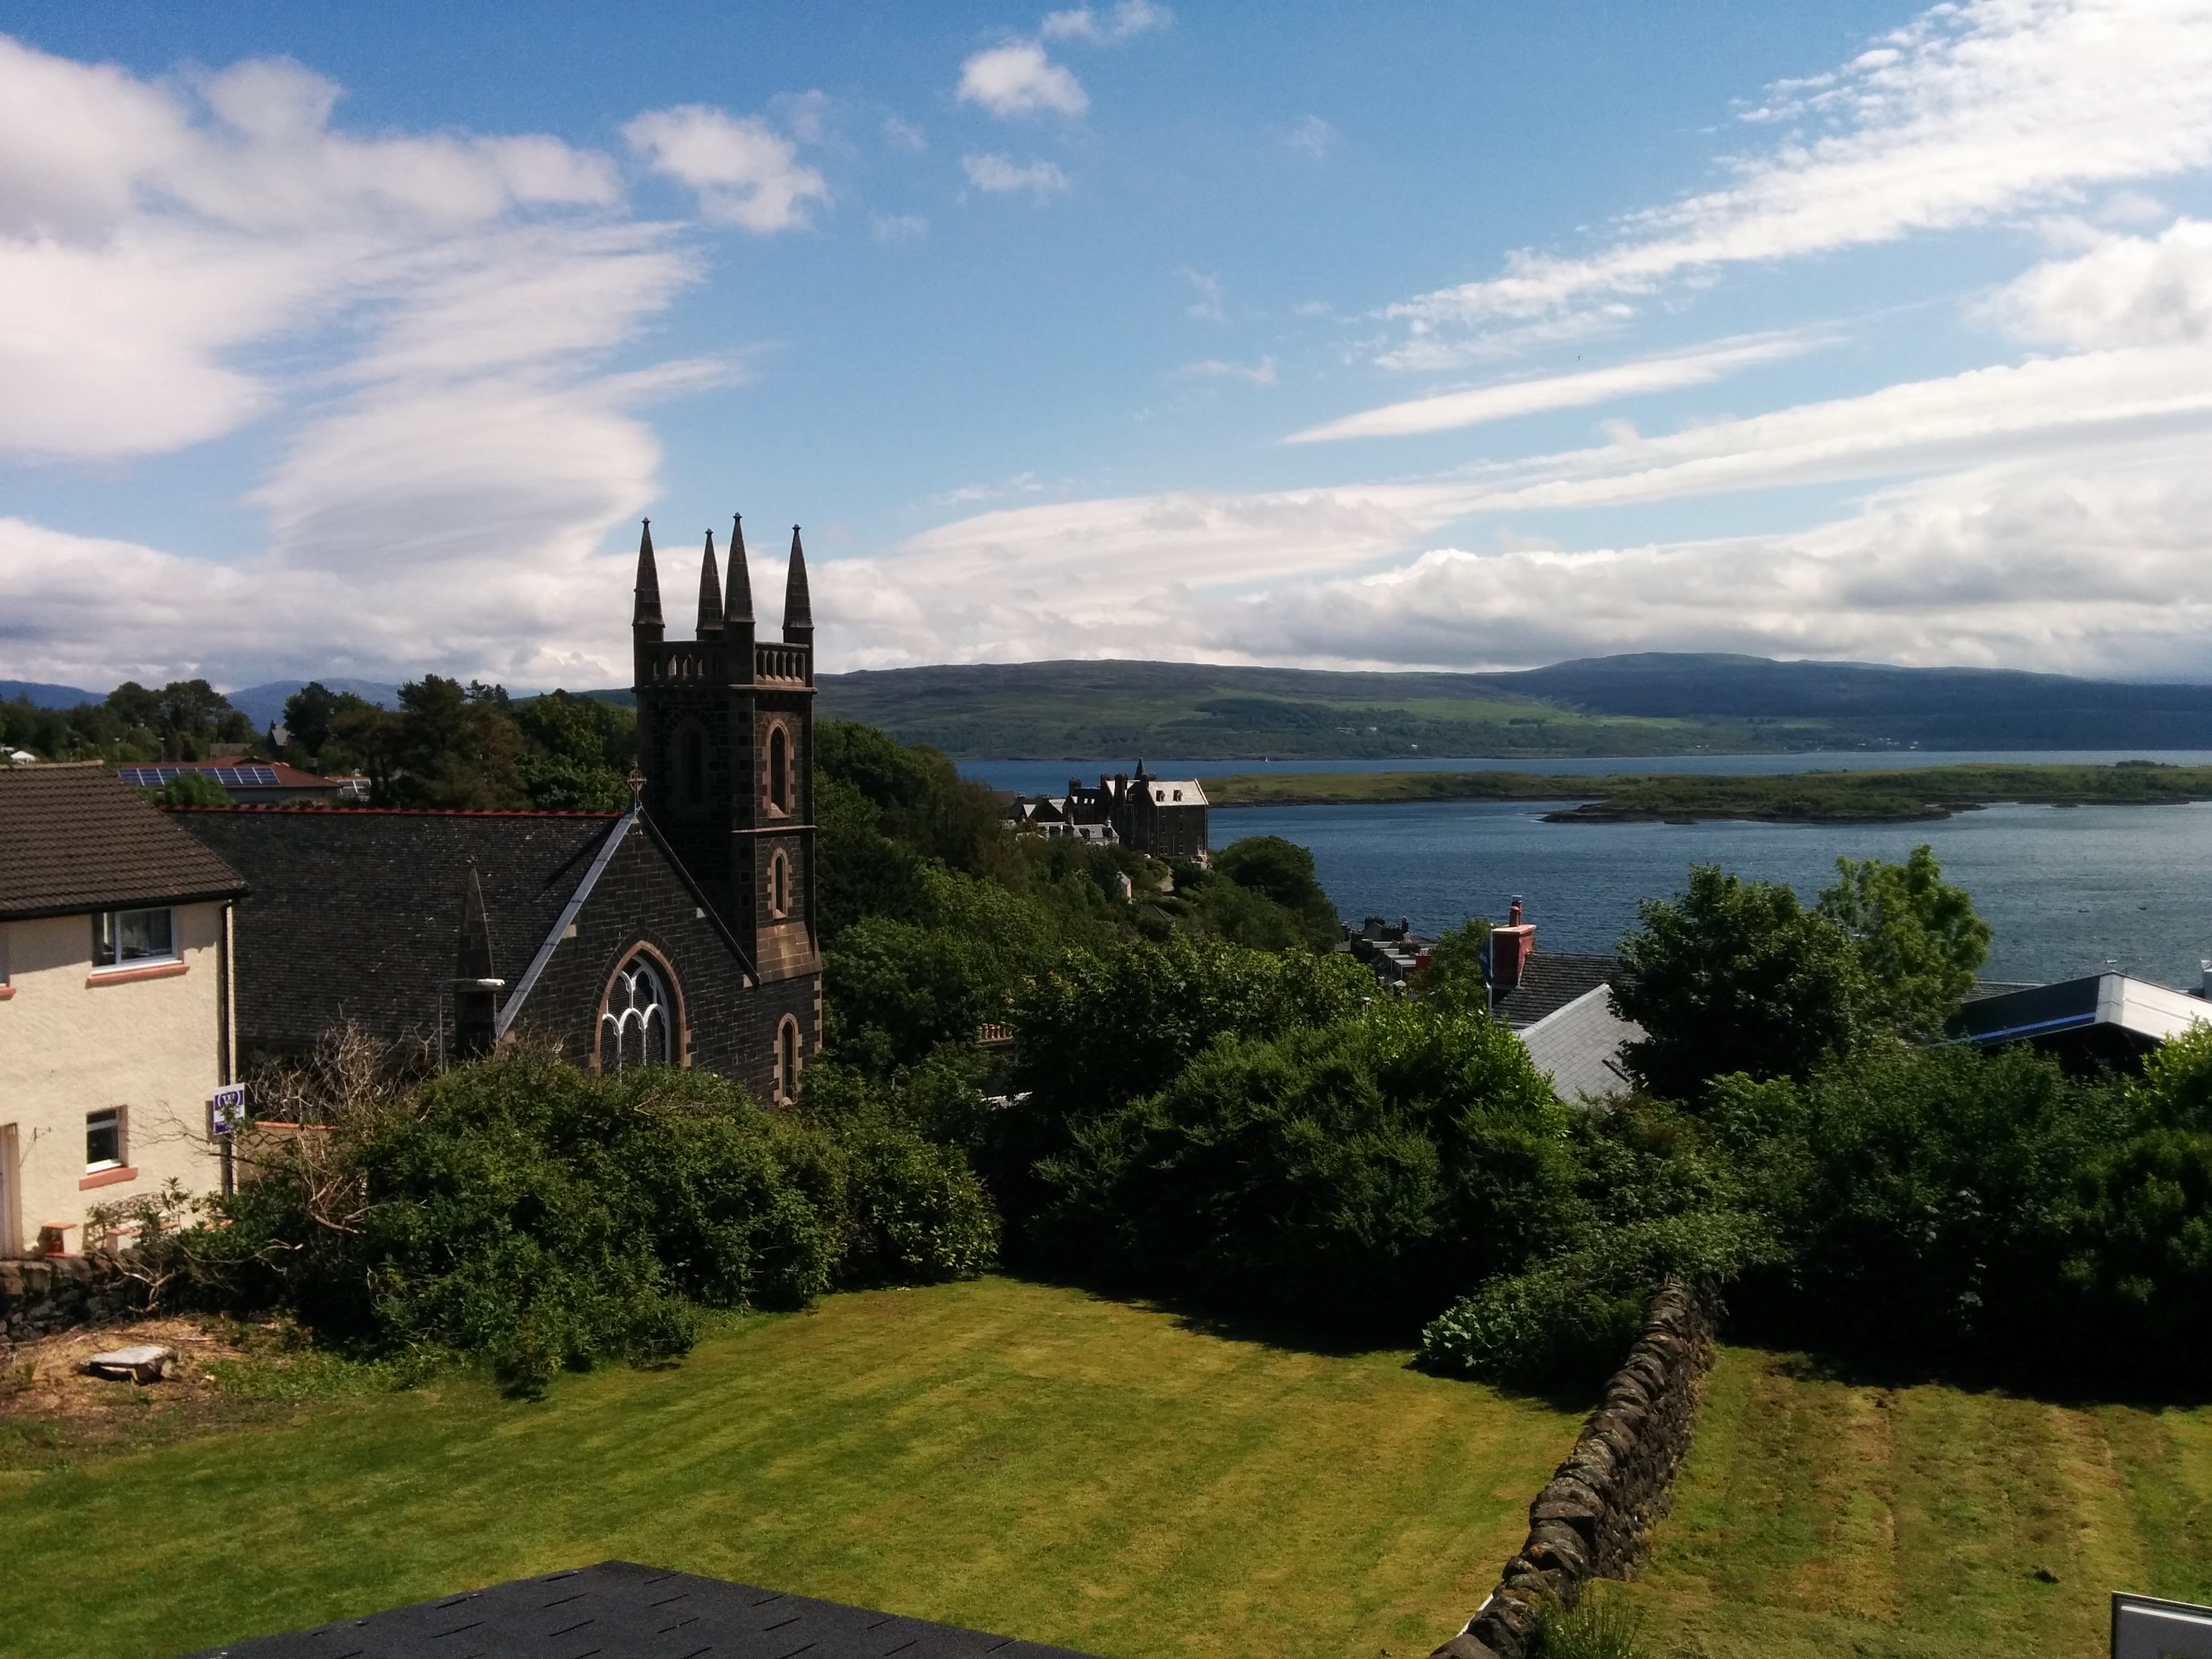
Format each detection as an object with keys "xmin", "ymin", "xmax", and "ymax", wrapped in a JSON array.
[{"xmin": 801, "ymin": 655, "xmax": 2212, "ymax": 759}]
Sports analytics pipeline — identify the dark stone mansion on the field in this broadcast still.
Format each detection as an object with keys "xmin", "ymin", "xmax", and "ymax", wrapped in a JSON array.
[{"xmin": 174, "ymin": 517, "xmax": 821, "ymax": 1106}]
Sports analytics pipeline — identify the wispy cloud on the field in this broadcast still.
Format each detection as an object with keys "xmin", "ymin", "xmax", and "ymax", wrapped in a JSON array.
[
  {"xmin": 1284, "ymin": 115, "xmax": 1334, "ymax": 159},
  {"xmin": 1178, "ymin": 356, "xmax": 1277, "ymax": 385},
  {"xmin": 963, "ymin": 152, "xmax": 1070, "ymax": 197},
  {"xmin": 1384, "ymin": 0, "xmax": 2212, "ymax": 351},
  {"xmin": 1181, "ymin": 266, "xmax": 1225, "ymax": 321},
  {"xmin": 1286, "ymin": 332, "xmax": 1822, "ymax": 443},
  {"xmin": 1040, "ymin": 1, "xmax": 1172, "ymax": 43}
]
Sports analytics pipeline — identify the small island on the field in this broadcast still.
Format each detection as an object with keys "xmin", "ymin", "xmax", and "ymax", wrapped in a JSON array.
[{"xmin": 1205, "ymin": 760, "xmax": 2212, "ymax": 823}]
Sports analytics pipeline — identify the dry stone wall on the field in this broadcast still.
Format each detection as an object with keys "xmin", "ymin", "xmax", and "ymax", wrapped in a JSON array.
[
  {"xmin": 1431, "ymin": 1278, "xmax": 1717, "ymax": 1659},
  {"xmin": 0, "ymin": 1254, "xmax": 140, "ymax": 1353}
]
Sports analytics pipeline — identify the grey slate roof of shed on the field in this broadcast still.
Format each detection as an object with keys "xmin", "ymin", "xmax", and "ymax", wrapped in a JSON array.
[
  {"xmin": 0, "ymin": 762, "xmax": 247, "ymax": 920},
  {"xmin": 1490, "ymin": 952, "xmax": 1620, "ymax": 1030},
  {"xmin": 169, "ymin": 806, "xmax": 620, "ymax": 1051},
  {"xmin": 186, "ymin": 1559, "xmax": 1102, "ymax": 1658}
]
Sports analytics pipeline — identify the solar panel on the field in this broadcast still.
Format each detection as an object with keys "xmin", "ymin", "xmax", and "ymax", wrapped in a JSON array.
[{"xmin": 118, "ymin": 763, "xmax": 282, "ymax": 788}]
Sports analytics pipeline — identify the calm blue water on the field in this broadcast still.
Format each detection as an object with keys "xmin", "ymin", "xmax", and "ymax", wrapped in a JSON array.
[
  {"xmin": 956, "ymin": 754, "xmax": 2212, "ymax": 988},
  {"xmin": 1224, "ymin": 800, "xmax": 2212, "ymax": 990}
]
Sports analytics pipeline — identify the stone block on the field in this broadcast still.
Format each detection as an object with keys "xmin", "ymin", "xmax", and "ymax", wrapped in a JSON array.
[
  {"xmin": 1429, "ymin": 1635, "xmax": 1504, "ymax": 1659},
  {"xmin": 82, "ymin": 1344, "xmax": 177, "ymax": 1383}
]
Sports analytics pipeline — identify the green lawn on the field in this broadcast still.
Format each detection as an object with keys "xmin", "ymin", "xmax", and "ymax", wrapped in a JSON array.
[
  {"xmin": 1605, "ymin": 1346, "xmax": 2212, "ymax": 1658},
  {"xmin": 0, "ymin": 1277, "xmax": 1583, "ymax": 1659}
]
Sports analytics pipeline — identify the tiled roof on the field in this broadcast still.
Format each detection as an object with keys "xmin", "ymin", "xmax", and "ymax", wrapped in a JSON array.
[
  {"xmin": 188, "ymin": 1559, "xmax": 1099, "ymax": 1658},
  {"xmin": 170, "ymin": 806, "xmax": 619, "ymax": 1052},
  {"xmin": 0, "ymin": 763, "xmax": 248, "ymax": 920},
  {"xmin": 1491, "ymin": 951, "xmax": 1621, "ymax": 1029}
]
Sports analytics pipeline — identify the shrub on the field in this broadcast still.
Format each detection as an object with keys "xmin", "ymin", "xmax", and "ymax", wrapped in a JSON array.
[
  {"xmin": 154, "ymin": 1049, "xmax": 1000, "ymax": 1393},
  {"xmin": 1033, "ymin": 999, "xmax": 1574, "ymax": 1329}
]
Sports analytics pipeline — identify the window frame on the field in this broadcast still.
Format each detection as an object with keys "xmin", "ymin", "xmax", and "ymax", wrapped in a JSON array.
[
  {"xmin": 90, "ymin": 906, "xmax": 177, "ymax": 972},
  {"xmin": 766, "ymin": 723, "xmax": 791, "ymax": 815},
  {"xmin": 768, "ymin": 848, "xmax": 791, "ymax": 918},
  {"xmin": 85, "ymin": 1106, "xmax": 125, "ymax": 1172},
  {"xmin": 775, "ymin": 1015, "xmax": 801, "ymax": 1105}
]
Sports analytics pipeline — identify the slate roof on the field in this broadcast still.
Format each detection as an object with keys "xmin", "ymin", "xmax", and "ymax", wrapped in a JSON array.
[
  {"xmin": 1490, "ymin": 952, "xmax": 1621, "ymax": 1029},
  {"xmin": 1519, "ymin": 983, "xmax": 1645, "ymax": 1104},
  {"xmin": 0, "ymin": 762, "xmax": 247, "ymax": 920},
  {"xmin": 169, "ymin": 806, "xmax": 619, "ymax": 1051},
  {"xmin": 187, "ymin": 1559, "xmax": 1101, "ymax": 1658}
]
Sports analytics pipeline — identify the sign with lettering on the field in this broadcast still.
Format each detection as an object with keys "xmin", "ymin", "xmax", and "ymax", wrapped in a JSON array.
[{"xmin": 210, "ymin": 1084, "xmax": 247, "ymax": 1137}]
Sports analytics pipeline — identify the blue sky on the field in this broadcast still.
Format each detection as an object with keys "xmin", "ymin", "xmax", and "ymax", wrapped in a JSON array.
[{"xmin": 6, "ymin": 0, "xmax": 2212, "ymax": 691}]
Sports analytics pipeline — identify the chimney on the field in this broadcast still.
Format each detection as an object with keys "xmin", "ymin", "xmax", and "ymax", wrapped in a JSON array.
[{"xmin": 1486, "ymin": 897, "xmax": 1536, "ymax": 1000}]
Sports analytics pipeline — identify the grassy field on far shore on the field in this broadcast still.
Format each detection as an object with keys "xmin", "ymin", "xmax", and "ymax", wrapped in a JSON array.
[
  {"xmin": 0, "ymin": 1277, "xmax": 1583, "ymax": 1659},
  {"xmin": 1605, "ymin": 1346, "xmax": 2212, "ymax": 1658},
  {"xmin": 1206, "ymin": 762, "xmax": 2212, "ymax": 823}
]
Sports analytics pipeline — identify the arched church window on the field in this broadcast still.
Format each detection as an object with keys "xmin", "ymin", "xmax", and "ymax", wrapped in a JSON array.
[
  {"xmin": 602, "ymin": 953, "xmax": 674, "ymax": 1073},
  {"xmin": 768, "ymin": 725, "xmax": 790, "ymax": 813},
  {"xmin": 777, "ymin": 1015, "xmax": 800, "ymax": 1104},
  {"xmin": 769, "ymin": 848, "xmax": 791, "ymax": 918}
]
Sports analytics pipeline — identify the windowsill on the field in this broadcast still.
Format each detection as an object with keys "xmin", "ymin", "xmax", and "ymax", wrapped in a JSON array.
[
  {"xmin": 86, "ymin": 960, "xmax": 188, "ymax": 987},
  {"xmin": 79, "ymin": 1165, "xmax": 138, "ymax": 1190}
]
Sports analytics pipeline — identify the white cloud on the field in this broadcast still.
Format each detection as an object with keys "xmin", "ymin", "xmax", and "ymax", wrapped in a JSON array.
[
  {"xmin": 1285, "ymin": 115, "xmax": 1334, "ymax": 159},
  {"xmin": 963, "ymin": 153, "xmax": 1070, "ymax": 197},
  {"xmin": 1181, "ymin": 266, "xmax": 1225, "ymax": 321},
  {"xmin": 1385, "ymin": 0, "xmax": 2212, "ymax": 350},
  {"xmin": 958, "ymin": 42, "xmax": 1088, "ymax": 118},
  {"xmin": 1991, "ymin": 217, "xmax": 2212, "ymax": 348},
  {"xmin": 882, "ymin": 116, "xmax": 928, "ymax": 152},
  {"xmin": 1178, "ymin": 356, "xmax": 1277, "ymax": 385},
  {"xmin": 0, "ymin": 35, "xmax": 750, "ymax": 688},
  {"xmin": 1286, "ymin": 332, "xmax": 1822, "ymax": 443},
  {"xmin": 1040, "ymin": 1, "xmax": 1172, "ymax": 43},
  {"xmin": 871, "ymin": 212, "xmax": 928, "ymax": 242},
  {"xmin": 623, "ymin": 104, "xmax": 829, "ymax": 232}
]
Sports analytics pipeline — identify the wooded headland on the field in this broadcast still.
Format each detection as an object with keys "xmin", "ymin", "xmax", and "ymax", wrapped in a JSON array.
[{"xmin": 1206, "ymin": 761, "xmax": 2212, "ymax": 822}]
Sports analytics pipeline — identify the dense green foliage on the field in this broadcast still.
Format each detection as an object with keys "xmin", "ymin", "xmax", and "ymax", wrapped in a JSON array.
[
  {"xmin": 143, "ymin": 1052, "xmax": 991, "ymax": 1392},
  {"xmin": 1614, "ymin": 867, "xmax": 1871, "ymax": 1099},
  {"xmin": 1031, "ymin": 1001, "xmax": 1572, "ymax": 1327},
  {"xmin": 3, "ymin": 678, "xmax": 254, "ymax": 762},
  {"xmin": 1614, "ymin": 848, "xmax": 1987, "ymax": 1098}
]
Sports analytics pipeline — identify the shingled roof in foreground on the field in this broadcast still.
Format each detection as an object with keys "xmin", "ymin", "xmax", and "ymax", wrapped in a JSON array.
[{"xmin": 185, "ymin": 1559, "xmax": 1102, "ymax": 1659}]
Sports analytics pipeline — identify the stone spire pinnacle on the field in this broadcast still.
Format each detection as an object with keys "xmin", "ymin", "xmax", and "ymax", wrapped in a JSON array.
[
  {"xmin": 632, "ymin": 518, "xmax": 663, "ymax": 630},
  {"xmin": 726, "ymin": 513, "xmax": 754, "ymax": 622},
  {"xmin": 696, "ymin": 527, "xmax": 724, "ymax": 638},
  {"xmin": 782, "ymin": 525, "xmax": 813, "ymax": 647}
]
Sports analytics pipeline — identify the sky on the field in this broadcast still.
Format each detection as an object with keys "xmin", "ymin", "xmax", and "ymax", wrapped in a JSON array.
[{"xmin": 6, "ymin": 0, "xmax": 2212, "ymax": 693}]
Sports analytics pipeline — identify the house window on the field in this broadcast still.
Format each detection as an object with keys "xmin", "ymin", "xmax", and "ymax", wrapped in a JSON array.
[
  {"xmin": 92, "ymin": 907, "xmax": 173, "ymax": 970},
  {"xmin": 769, "ymin": 848, "xmax": 791, "ymax": 918},
  {"xmin": 601, "ymin": 954, "xmax": 674, "ymax": 1073},
  {"xmin": 776, "ymin": 1015, "xmax": 800, "ymax": 1104},
  {"xmin": 767, "ymin": 725, "xmax": 791, "ymax": 813},
  {"xmin": 85, "ymin": 1107, "xmax": 124, "ymax": 1170}
]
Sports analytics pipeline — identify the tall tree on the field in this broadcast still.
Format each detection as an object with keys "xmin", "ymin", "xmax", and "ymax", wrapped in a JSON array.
[
  {"xmin": 1816, "ymin": 844, "xmax": 1991, "ymax": 1041},
  {"xmin": 1614, "ymin": 865, "xmax": 1870, "ymax": 1101}
]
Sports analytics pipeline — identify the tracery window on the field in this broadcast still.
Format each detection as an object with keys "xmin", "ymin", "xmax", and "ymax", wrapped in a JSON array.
[{"xmin": 601, "ymin": 954, "xmax": 674, "ymax": 1073}]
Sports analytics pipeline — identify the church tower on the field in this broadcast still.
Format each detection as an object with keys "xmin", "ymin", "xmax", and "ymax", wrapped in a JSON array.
[{"xmin": 631, "ymin": 514, "xmax": 820, "ymax": 1098}]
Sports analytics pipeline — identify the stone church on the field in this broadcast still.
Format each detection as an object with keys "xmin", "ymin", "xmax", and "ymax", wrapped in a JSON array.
[{"xmin": 173, "ymin": 517, "xmax": 821, "ymax": 1106}]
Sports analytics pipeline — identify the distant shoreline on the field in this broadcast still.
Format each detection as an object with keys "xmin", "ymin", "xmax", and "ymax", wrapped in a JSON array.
[{"xmin": 1205, "ymin": 762, "xmax": 2212, "ymax": 824}]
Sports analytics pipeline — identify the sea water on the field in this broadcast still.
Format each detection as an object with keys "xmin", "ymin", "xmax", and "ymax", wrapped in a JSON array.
[{"xmin": 960, "ymin": 756, "xmax": 2212, "ymax": 988}]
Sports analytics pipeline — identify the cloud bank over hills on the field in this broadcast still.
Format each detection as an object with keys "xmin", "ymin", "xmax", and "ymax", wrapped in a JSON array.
[{"xmin": 5, "ymin": 3, "xmax": 2212, "ymax": 689}]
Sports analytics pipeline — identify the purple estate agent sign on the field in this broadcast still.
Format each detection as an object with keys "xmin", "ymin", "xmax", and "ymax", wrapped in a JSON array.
[{"xmin": 209, "ymin": 1084, "xmax": 247, "ymax": 1137}]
